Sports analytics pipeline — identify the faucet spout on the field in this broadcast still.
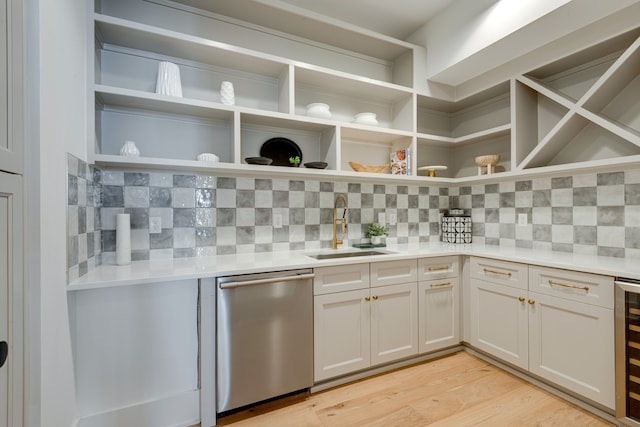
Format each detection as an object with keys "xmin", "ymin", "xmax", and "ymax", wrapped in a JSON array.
[{"xmin": 332, "ymin": 195, "xmax": 348, "ymax": 249}]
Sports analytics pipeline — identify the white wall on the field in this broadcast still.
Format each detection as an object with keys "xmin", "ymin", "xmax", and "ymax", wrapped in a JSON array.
[
  {"xmin": 37, "ymin": 0, "xmax": 88, "ymax": 425},
  {"xmin": 410, "ymin": 0, "xmax": 640, "ymax": 91}
]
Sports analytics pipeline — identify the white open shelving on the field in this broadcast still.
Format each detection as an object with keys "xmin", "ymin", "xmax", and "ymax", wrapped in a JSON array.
[{"xmin": 91, "ymin": 2, "xmax": 640, "ymax": 183}]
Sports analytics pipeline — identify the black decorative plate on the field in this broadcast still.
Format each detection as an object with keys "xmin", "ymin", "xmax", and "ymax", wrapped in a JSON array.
[
  {"xmin": 260, "ymin": 137, "xmax": 302, "ymax": 166},
  {"xmin": 304, "ymin": 162, "xmax": 328, "ymax": 169}
]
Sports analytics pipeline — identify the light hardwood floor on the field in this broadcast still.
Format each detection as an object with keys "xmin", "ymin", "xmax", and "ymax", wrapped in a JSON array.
[{"xmin": 216, "ymin": 351, "xmax": 614, "ymax": 426}]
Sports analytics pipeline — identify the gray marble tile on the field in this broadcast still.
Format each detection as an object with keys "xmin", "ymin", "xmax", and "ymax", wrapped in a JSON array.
[
  {"xmin": 532, "ymin": 189, "xmax": 551, "ymax": 207},
  {"xmin": 515, "ymin": 180, "xmax": 532, "ymax": 191},
  {"xmin": 173, "ymin": 174, "xmax": 196, "ymax": 188},
  {"xmin": 598, "ymin": 171, "xmax": 624, "ymax": 186},
  {"xmin": 552, "ymin": 207, "xmax": 572, "ymax": 225},
  {"xmin": 533, "ymin": 224, "xmax": 552, "ymax": 242},
  {"xmin": 290, "ymin": 180, "xmax": 305, "ymax": 191},
  {"xmin": 598, "ymin": 206, "xmax": 624, "ymax": 226},
  {"xmin": 173, "ymin": 208, "xmax": 196, "ymax": 227},
  {"xmin": 625, "ymin": 227, "xmax": 640, "ymax": 249},
  {"xmin": 574, "ymin": 225, "xmax": 597, "ymax": 245},
  {"xmin": 150, "ymin": 187, "xmax": 172, "ymax": 208},
  {"xmin": 551, "ymin": 176, "xmax": 572, "ymax": 189},
  {"xmin": 573, "ymin": 187, "xmax": 596, "ymax": 206},
  {"xmin": 150, "ymin": 229, "xmax": 173, "ymax": 249},
  {"xmin": 67, "ymin": 174, "xmax": 78, "ymax": 205},
  {"xmin": 124, "ymin": 172, "xmax": 149, "ymax": 186},
  {"xmin": 216, "ymin": 208, "xmax": 235, "ymax": 226},
  {"xmin": 102, "ymin": 186, "xmax": 124, "ymax": 207},
  {"xmin": 625, "ymin": 184, "xmax": 640, "ymax": 205},
  {"xmin": 500, "ymin": 192, "xmax": 515, "ymax": 208},
  {"xmin": 125, "ymin": 207, "xmax": 149, "ymax": 229},
  {"xmin": 236, "ymin": 226, "xmax": 255, "ymax": 244}
]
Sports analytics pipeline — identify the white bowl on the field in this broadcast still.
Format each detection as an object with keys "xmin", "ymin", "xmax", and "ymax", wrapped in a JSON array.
[
  {"xmin": 354, "ymin": 112, "xmax": 378, "ymax": 125},
  {"xmin": 305, "ymin": 103, "xmax": 331, "ymax": 119},
  {"xmin": 197, "ymin": 153, "xmax": 220, "ymax": 162}
]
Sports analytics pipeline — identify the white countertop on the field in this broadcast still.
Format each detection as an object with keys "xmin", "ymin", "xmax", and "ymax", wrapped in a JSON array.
[{"xmin": 68, "ymin": 242, "xmax": 640, "ymax": 291}]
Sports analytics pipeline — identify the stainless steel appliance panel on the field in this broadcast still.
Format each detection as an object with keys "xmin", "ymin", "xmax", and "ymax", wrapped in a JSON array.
[{"xmin": 217, "ymin": 269, "xmax": 314, "ymax": 412}]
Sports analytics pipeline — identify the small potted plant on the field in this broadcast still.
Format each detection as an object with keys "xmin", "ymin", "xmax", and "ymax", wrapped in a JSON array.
[
  {"xmin": 289, "ymin": 155, "xmax": 301, "ymax": 167},
  {"xmin": 366, "ymin": 223, "xmax": 388, "ymax": 245}
]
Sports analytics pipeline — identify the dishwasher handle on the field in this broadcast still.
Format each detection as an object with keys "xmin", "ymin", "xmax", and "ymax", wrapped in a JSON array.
[{"xmin": 219, "ymin": 273, "xmax": 315, "ymax": 289}]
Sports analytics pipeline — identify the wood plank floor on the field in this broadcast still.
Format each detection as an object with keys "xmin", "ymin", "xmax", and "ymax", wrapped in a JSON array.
[{"xmin": 216, "ymin": 351, "xmax": 614, "ymax": 426}]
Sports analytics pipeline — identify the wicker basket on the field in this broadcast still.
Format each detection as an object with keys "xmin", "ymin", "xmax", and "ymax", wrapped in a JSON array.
[{"xmin": 348, "ymin": 161, "xmax": 389, "ymax": 173}]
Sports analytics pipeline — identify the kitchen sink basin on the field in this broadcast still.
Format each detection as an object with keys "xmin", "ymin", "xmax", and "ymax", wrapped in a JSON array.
[{"xmin": 307, "ymin": 250, "xmax": 393, "ymax": 260}]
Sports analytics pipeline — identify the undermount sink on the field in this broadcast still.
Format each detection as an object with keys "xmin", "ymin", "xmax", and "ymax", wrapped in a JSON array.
[{"xmin": 307, "ymin": 250, "xmax": 393, "ymax": 260}]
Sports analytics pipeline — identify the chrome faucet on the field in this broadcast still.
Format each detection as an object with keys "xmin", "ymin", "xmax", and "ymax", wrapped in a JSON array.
[{"xmin": 332, "ymin": 195, "xmax": 348, "ymax": 249}]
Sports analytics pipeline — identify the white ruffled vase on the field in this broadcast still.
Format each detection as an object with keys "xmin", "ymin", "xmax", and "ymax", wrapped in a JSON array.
[
  {"xmin": 220, "ymin": 81, "xmax": 235, "ymax": 105},
  {"xmin": 119, "ymin": 140, "xmax": 140, "ymax": 157},
  {"xmin": 155, "ymin": 61, "xmax": 183, "ymax": 97}
]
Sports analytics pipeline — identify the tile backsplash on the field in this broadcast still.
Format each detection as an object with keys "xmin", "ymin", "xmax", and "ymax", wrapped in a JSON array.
[
  {"xmin": 67, "ymin": 154, "xmax": 102, "ymax": 282},
  {"xmin": 66, "ymin": 153, "xmax": 640, "ymax": 281},
  {"xmin": 451, "ymin": 170, "xmax": 640, "ymax": 258}
]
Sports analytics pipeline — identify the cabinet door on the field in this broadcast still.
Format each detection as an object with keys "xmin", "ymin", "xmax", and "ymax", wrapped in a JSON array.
[
  {"xmin": 418, "ymin": 277, "xmax": 460, "ymax": 354},
  {"xmin": 528, "ymin": 291, "xmax": 614, "ymax": 409},
  {"xmin": 470, "ymin": 278, "xmax": 528, "ymax": 369},
  {"xmin": 0, "ymin": 171, "xmax": 22, "ymax": 427},
  {"xmin": 314, "ymin": 289, "xmax": 371, "ymax": 381},
  {"xmin": 370, "ymin": 282, "xmax": 418, "ymax": 366},
  {"xmin": 0, "ymin": 0, "xmax": 23, "ymax": 175}
]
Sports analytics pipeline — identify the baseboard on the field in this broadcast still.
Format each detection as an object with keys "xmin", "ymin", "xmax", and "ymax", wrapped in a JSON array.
[
  {"xmin": 310, "ymin": 346, "xmax": 464, "ymax": 393},
  {"xmin": 76, "ymin": 390, "xmax": 199, "ymax": 427}
]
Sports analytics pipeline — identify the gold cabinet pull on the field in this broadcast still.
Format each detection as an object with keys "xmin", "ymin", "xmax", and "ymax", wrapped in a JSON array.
[
  {"xmin": 430, "ymin": 282, "xmax": 451, "ymax": 288},
  {"xmin": 518, "ymin": 297, "xmax": 525, "ymax": 302},
  {"xmin": 548, "ymin": 279, "xmax": 589, "ymax": 293},
  {"xmin": 528, "ymin": 299, "xmax": 535, "ymax": 305},
  {"xmin": 484, "ymin": 268, "xmax": 512, "ymax": 278},
  {"xmin": 364, "ymin": 296, "xmax": 371, "ymax": 302},
  {"xmin": 372, "ymin": 295, "xmax": 379, "ymax": 300},
  {"xmin": 428, "ymin": 266, "xmax": 449, "ymax": 271}
]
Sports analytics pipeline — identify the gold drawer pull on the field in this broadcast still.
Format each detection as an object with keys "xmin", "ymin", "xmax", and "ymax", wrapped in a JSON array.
[
  {"xmin": 484, "ymin": 268, "xmax": 512, "ymax": 278},
  {"xmin": 364, "ymin": 296, "xmax": 370, "ymax": 302},
  {"xmin": 428, "ymin": 266, "xmax": 449, "ymax": 271},
  {"xmin": 518, "ymin": 297, "xmax": 525, "ymax": 302},
  {"xmin": 548, "ymin": 279, "xmax": 589, "ymax": 293},
  {"xmin": 528, "ymin": 299, "xmax": 535, "ymax": 305},
  {"xmin": 372, "ymin": 295, "xmax": 379, "ymax": 300},
  {"xmin": 430, "ymin": 282, "xmax": 451, "ymax": 288}
]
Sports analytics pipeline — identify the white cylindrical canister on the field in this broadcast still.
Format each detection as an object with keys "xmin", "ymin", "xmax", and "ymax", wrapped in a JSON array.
[{"xmin": 116, "ymin": 213, "xmax": 131, "ymax": 265}]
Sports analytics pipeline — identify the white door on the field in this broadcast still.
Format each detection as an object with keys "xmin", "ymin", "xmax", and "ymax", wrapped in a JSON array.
[
  {"xmin": 370, "ymin": 282, "xmax": 418, "ymax": 366},
  {"xmin": 314, "ymin": 289, "xmax": 371, "ymax": 381},
  {"xmin": 419, "ymin": 277, "xmax": 460, "ymax": 354},
  {"xmin": 470, "ymin": 278, "xmax": 528, "ymax": 369},
  {"xmin": 528, "ymin": 291, "xmax": 615, "ymax": 408},
  {"xmin": 0, "ymin": 0, "xmax": 23, "ymax": 175},
  {"xmin": 0, "ymin": 171, "xmax": 22, "ymax": 427}
]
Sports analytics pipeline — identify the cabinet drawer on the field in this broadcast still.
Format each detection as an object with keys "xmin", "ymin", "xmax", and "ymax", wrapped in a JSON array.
[
  {"xmin": 470, "ymin": 257, "xmax": 528, "ymax": 290},
  {"xmin": 370, "ymin": 259, "xmax": 417, "ymax": 288},
  {"xmin": 417, "ymin": 256, "xmax": 459, "ymax": 281},
  {"xmin": 314, "ymin": 263, "xmax": 370, "ymax": 295},
  {"xmin": 528, "ymin": 266, "xmax": 614, "ymax": 309}
]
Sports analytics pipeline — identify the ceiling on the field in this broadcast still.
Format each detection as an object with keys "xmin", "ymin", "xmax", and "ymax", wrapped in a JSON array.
[{"xmin": 274, "ymin": 0, "xmax": 456, "ymax": 40}]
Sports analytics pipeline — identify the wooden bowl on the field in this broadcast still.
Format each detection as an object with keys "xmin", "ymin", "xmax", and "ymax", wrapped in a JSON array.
[
  {"xmin": 475, "ymin": 154, "xmax": 500, "ymax": 167},
  {"xmin": 348, "ymin": 161, "xmax": 389, "ymax": 173}
]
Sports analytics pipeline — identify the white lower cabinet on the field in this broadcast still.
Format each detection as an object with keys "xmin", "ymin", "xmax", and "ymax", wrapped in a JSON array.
[
  {"xmin": 314, "ymin": 283, "xmax": 418, "ymax": 381},
  {"xmin": 470, "ymin": 278, "xmax": 528, "ymax": 369},
  {"xmin": 528, "ymin": 291, "xmax": 614, "ymax": 408},
  {"xmin": 370, "ymin": 282, "xmax": 418, "ymax": 366},
  {"xmin": 469, "ymin": 257, "xmax": 614, "ymax": 408},
  {"xmin": 314, "ymin": 288, "xmax": 371, "ymax": 381},
  {"xmin": 418, "ymin": 277, "xmax": 460, "ymax": 354},
  {"xmin": 314, "ymin": 261, "xmax": 418, "ymax": 382}
]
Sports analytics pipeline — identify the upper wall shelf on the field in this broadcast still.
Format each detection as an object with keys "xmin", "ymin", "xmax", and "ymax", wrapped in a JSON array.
[
  {"xmin": 90, "ymin": 1, "xmax": 640, "ymax": 184},
  {"xmin": 514, "ymin": 28, "xmax": 640, "ymax": 171}
]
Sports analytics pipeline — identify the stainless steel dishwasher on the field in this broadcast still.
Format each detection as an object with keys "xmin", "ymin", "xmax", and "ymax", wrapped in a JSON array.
[{"xmin": 216, "ymin": 268, "xmax": 314, "ymax": 412}]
